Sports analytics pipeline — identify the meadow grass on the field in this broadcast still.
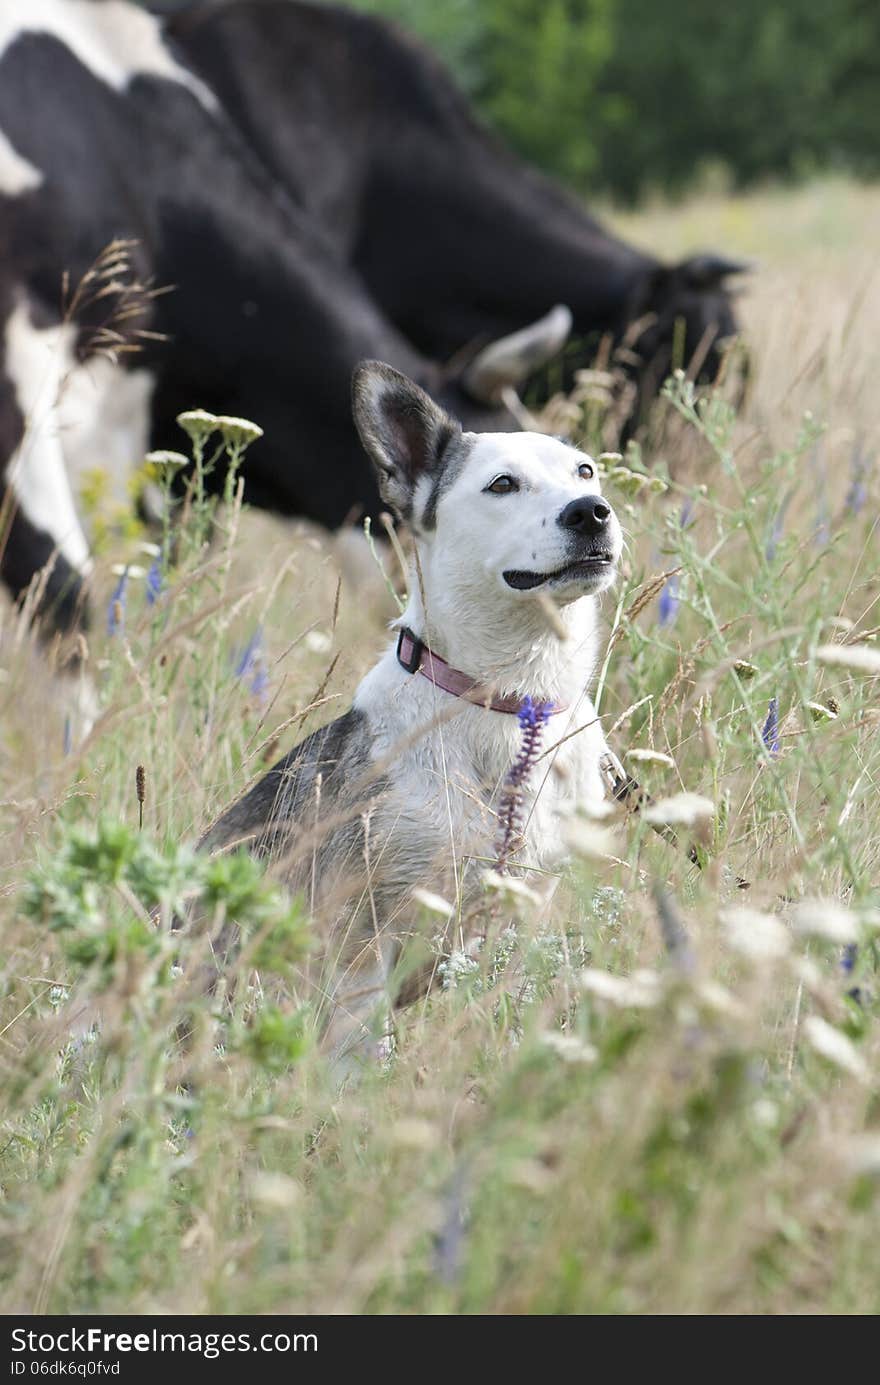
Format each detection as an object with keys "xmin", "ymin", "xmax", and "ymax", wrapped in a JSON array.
[{"xmin": 1, "ymin": 178, "xmax": 879, "ymax": 1315}]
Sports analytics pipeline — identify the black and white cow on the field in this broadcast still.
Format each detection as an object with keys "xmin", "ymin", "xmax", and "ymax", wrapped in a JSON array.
[
  {"xmin": 172, "ymin": 1, "xmax": 745, "ymax": 397},
  {"xmin": 0, "ymin": 0, "xmax": 744, "ymax": 642}
]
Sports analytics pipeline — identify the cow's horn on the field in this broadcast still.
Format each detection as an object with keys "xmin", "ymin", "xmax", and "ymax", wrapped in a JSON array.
[
  {"xmin": 681, "ymin": 254, "xmax": 752, "ymax": 286},
  {"xmin": 463, "ymin": 304, "xmax": 573, "ymax": 404}
]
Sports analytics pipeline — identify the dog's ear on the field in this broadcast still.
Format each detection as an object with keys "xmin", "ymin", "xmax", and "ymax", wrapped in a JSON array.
[{"xmin": 352, "ymin": 361, "xmax": 460, "ymax": 523}]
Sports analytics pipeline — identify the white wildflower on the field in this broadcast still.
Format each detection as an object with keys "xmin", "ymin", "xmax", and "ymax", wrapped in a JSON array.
[
  {"xmin": 304, "ymin": 630, "xmax": 332, "ymax": 654},
  {"xmin": 248, "ymin": 1172, "xmax": 301, "ymax": 1209},
  {"xmin": 482, "ymin": 871, "xmax": 543, "ymax": 907},
  {"xmin": 145, "ymin": 448, "xmax": 188, "ymax": 474},
  {"xmin": 607, "ymin": 465, "xmax": 650, "ymax": 496},
  {"xmin": 563, "ymin": 818, "xmax": 619, "ymax": 860},
  {"xmin": 411, "ymin": 887, "xmax": 455, "ymax": 918},
  {"xmin": 816, "ymin": 643, "xmax": 880, "ymax": 674},
  {"xmin": 803, "ymin": 1016, "xmax": 868, "ymax": 1082},
  {"xmin": 791, "ymin": 899, "xmax": 860, "ymax": 945},
  {"xmin": 791, "ymin": 956, "xmax": 824, "ymax": 992},
  {"xmin": 176, "ymin": 408, "xmax": 219, "ymax": 444},
  {"xmin": 579, "ymin": 967, "xmax": 661, "ymax": 1008},
  {"xmin": 439, "ymin": 949, "xmax": 479, "ymax": 990},
  {"xmin": 720, "ymin": 906, "xmax": 790, "ymax": 960},
  {"xmin": 841, "ymin": 1134, "xmax": 880, "ymax": 1177},
  {"xmin": 539, "ymin": 1031, "xmax": 598, "ymax": 1064},
  {"xmin": 859, "ymin": 908, "xmax": 880, "ymax": 935},
  {"xmin": 626, "ymin": 748, "xmax": 675, "ymax": 767},
  {"xmin": 805, "ymin": 700, "xmax": 838, "ymax": 722},
  {"xmin": 751, "ymin": 1099, "xmax": 779, "ymax": 1129},
  {"xmin": 215, "ymin": 415, "xmax": 264, "ymax": 448},
  {"xmin": 644, "ymin": 792, "xmax": 714, "ymax": 827},
  {"xmin": 696, "ymin": 979, "xmax": 746, "ymax": 1019},
  {"xmin": 390, "ymin": 1119, "xmax": 438, "ymax": 1150}
]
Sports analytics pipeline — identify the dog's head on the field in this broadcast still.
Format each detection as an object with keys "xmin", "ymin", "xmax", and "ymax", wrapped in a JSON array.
[{"xmin": 353, "ymin": 361, "xmax": 622, "ymax": 610}]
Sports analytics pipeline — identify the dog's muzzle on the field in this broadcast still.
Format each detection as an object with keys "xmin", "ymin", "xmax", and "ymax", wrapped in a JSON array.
[{"xmin": 503, "ymin": 492, "xmax": 619, "ymax": 592}]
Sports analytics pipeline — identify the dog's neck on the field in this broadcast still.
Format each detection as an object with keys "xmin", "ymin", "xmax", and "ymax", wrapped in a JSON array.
[{"xmin": 399, "ymin": 552, "xmax": 601, "ymax": 705}]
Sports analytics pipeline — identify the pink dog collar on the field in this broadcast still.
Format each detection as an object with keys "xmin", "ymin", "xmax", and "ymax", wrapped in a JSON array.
[{"xmin": 396, "ymin": 627, "xmax": 567, "ymax": 716}]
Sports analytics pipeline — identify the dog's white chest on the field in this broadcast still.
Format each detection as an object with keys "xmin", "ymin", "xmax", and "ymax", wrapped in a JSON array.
[{"xmin": 355, "ymin": 655, "xmax": 607, "ymax": 897}]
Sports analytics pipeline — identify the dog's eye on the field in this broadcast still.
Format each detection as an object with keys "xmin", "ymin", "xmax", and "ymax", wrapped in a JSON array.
[
  {"xmin": 578, "ymin": 461, "xmax": 595, "ymax": 481},
  {"xmin": 485, "ymin": 474, "xmax": 519, "ymax": 495}
]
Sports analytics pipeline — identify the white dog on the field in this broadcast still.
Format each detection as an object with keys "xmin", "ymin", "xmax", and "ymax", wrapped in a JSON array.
[{"xmin": 201, "ymin": 361, "xmax": 623, "ymax": 1060}]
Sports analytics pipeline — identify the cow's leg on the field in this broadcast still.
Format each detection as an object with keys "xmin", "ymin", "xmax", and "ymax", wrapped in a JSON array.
[
  {"xmin": 0, "ymin": 488, "xmax": 88, "ymax": 634},
  {"xmin": 1, "ymin": 296, "xmax": 96, "ymax": 734},
  {"xmin": 0, "ymin": 490, "xmax": 97, "ymax": 737},
  {"xmin": 2, "ymin": 298, "xmax": 93, "ymax": 585}
]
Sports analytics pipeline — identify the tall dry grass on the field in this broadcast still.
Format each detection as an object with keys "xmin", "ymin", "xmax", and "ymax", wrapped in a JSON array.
[{"xmin": 1, "ymin": 178, "xmax": 879, "ymax": 1314}]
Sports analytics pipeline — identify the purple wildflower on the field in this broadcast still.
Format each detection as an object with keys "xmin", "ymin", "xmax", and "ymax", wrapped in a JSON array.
[
  {"xmin": 847, "ymin": 479, "xmax": 868, "ymax": 515},
  {"xmin": 658, "ymin": 573, "xmax": 680, "ymax": 627},
  {"xmin": 234, "ymin": 626, "xmax": 270, "ymax": 703},
  {"xmin": 433, "ymin": 1165, "xmax": 468, "ymax": 1286},
  {"xmin": 766, "ymin": 513, "xmax": 784, "ymax": 561},
  {"xmin": 495, "ymin": 696, "xmax": 553, "ymax": 870},
  {"xmin": 845, "ymin": 440, "xmax": 871, "ymax": 516},
  {"xmin": 761, "ymin": 697, "xmax": 779, "ymax": 756},
  {"xmin": 841, "ymin": 944, "xmax": 863, "ymax": 1007},
  {"xmin": 145, "ymin": 556, "xmax": 165, "ymax": 606},
  {"xmin": 250, "ymin": 662, "xmax": 270, "ymax": 701},
  {"xmin": 63, "ymin": 716, "xmax": 72, "ymax": 756},
  {"xmin": 656, "ymin": 503, "xmax": 691, "ymax": 627},
  {"xmin": 234, "ymin": 627, "xmax": 261, "ymax": 679},
  {"xmin": 107, "ymin": 569, "xmax": 128, "ymax": 637}
]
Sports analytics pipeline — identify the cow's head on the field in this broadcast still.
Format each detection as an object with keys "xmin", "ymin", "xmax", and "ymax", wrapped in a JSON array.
[
  {"xmin": 620, "ymin": 253, "xmax": 748, "ymax": 434},
  {"xmin": 457, "ymin": 256, "xmax": 748, "ymax": 443}
]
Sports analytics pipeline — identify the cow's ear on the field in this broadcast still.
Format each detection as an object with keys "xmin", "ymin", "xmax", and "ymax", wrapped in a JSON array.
[{"xmin": 352, "ymin": 361, "xmax": 459, "ymax": 523}]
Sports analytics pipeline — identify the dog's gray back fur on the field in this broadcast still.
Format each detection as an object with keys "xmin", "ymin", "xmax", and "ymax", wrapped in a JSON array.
[
  {"xmin": 199, "ymin": 708, "xmax": 395, "ymax": 1062},
  {"xmin": 200, "ymin": 709, "xmax": 385, "ymax": 891}
]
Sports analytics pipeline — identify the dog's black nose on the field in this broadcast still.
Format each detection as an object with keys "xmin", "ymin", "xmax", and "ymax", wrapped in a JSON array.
[{"xmin": 558, "ymin": 496, "xmax": 611, "ymax": 535}]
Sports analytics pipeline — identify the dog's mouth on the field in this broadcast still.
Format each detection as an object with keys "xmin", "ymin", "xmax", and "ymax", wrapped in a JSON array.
[{"xmin": 503, "ymin": 555, "xmax": 616, "ymax": 592}]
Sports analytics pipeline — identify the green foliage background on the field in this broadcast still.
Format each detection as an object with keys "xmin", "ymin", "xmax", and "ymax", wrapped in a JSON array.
[
  {"xmin": 146, "ymin": 0, "xmax": 880, "ymax": 201},
  {"xmin": 341, "ymin": 0, "xmax": 880, "ymax": 201}
]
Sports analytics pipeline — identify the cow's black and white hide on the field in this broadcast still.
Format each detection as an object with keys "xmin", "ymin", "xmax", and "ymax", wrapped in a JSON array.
[
  {"xmin": 0, "ymin": 0, "xmax": 745, "ymax": 646},
  {"xmin": 0, "ymin": 0, "xmax": 459, "ymax": 639}
]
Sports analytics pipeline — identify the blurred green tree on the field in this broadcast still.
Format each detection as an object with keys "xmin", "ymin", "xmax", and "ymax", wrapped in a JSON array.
[
  {"xmin": 592, "ymin": 0, "xmax": 880, "ymax": 200},
  {"xmin": 475, "ymin": 0, "xmax": 615, "ymax": 185}
]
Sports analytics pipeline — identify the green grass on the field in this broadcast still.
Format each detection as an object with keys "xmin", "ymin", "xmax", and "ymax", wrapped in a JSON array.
[{"xmin": 1, "ymin": 178, "xmax": 880, "ymax": 1315}]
